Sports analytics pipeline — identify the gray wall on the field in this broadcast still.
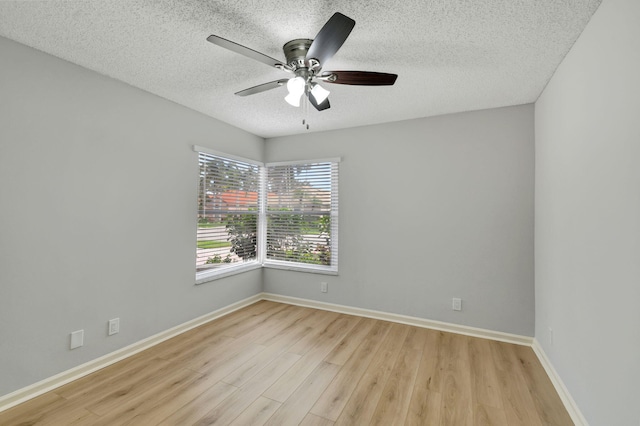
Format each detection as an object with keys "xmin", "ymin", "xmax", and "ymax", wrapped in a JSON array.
[
  {"xmin": 264, "ymin": 105, "xmax": 535, "ymax": 336},
  {"xmin": 534, "ymin": 0, "xmax": 640, "ymax": 424},
  {"xmin": 0, "ymin": 36, "xmax": 264, "ymax": 396}
]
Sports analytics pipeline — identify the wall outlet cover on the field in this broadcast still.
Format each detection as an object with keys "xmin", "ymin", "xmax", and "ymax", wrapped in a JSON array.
[
  {"xmin": 108, "ymin": 318, "xmax": 120, "ymax": 336},
  {"xmin": 452, "ymin": 298, "xmax": 462, "ymax": 311}
]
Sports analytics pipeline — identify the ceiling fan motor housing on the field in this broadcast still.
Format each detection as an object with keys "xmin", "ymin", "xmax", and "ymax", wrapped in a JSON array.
[{"xmin": 283, "ymin": 39, "xmax": 317, "ymax": 73}]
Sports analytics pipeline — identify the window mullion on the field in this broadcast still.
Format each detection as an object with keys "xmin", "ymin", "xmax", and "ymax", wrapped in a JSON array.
[{"xmin": 258, "ymin": 165, "xmax": 267, "ymax": 265}]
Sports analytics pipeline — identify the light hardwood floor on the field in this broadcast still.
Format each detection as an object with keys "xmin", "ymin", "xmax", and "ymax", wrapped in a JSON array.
[{"xmin": 0, "ymin": 301, "xmax": 573, "ymax": 425}]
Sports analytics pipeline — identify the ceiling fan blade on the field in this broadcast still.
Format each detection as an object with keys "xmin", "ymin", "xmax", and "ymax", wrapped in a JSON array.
[
  {"xmin": 207, "ymin": 35, "xmax": 284, "ymax": 68},
  {"xmin": 306, "ymin": 13, "xmax": 355, "ymax": 66},
  {"xmin": 308, "ymin": 93, "xmax": 331, "ymax": 111},
  {"xmin": 235, "ymin": 79, "xmax": 289, "ymax": 97},
  {"xmin": 320, "ymin": 71, "xmax": 398, "ymax": 86}
]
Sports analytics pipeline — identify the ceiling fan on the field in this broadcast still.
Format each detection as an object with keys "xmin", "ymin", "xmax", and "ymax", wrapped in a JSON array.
[{"xmin": 207, "ymin": 12, "xmax": 398, "ymax": 111}]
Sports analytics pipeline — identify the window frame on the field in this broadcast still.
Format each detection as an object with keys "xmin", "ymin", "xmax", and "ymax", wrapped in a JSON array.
[
  {"xmin": 262, "ymin": 158, "xmax": 340, "ymax": 275},
  {"xmin": 194, "ymin": 146, "xmax": 263, "ymax": 284},
  {"xmin": 193, "ymin": 146, "xmax": 339, "ymax": 284}
]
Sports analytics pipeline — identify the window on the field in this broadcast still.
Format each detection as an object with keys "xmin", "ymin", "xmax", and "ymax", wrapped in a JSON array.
[
  {"xmin": 195, "ymin": 147, "xmax": 262, "ymax": 282},
  {"xmin": 194, "ymin": 146, "xmax": 339, "ymax": 282},
  {"xmin": 264, "ymin": 159, "xmax": 339, "ymax": 274}
]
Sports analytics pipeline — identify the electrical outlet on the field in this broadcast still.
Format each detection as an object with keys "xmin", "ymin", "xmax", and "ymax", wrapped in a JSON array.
[
  {"xmin": 108, "ymin": 318, "xmax": 120, "ymax": 336},
  {"xmin": 320, "ymin": 282, "xmax": 328, "ymax": 293},
  {"xmin": 452, "ymin": 298, "xmax": 462, "ymax": 311},
  {"xmin": 70, "ymin": 329, "xmax": 84, "ymax": 349}
]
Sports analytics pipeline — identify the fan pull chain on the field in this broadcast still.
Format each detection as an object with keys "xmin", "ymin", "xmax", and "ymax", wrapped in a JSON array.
[{"xmin": 302, "ymin": 96, "xmax": 310, "ymax": 130}]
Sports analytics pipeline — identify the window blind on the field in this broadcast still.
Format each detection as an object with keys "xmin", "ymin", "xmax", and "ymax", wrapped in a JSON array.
[
  {"xmin": 265, "ymin": 160, "xmax": 339, "ymax": 272},
  {"xmin": 196, "ymin": 150, "xmax": 261, "ymax": 276}
]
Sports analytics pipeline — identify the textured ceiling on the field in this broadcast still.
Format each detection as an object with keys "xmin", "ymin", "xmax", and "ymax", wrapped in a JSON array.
[{"xmin": 0, "ymin": 0, "xmax": 601, "ymax": 138}]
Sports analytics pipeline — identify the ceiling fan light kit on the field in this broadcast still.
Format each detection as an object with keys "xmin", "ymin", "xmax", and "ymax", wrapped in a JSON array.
[{"xmin": 206, "ymin": 12, "xmax": 397, "ymax": 113}]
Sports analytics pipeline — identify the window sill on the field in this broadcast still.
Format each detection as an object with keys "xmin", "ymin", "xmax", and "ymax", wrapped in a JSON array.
[
  {"xmin": 195, "ymin": 260, "xmax": 338, "ymax": 286},
  {"xmin": 262, "ymin": 261, "xmax": 338, "ymax": 276},
  {"xmin": 195, "ymin": 262, "xmax": 262, "ymax": 285}
]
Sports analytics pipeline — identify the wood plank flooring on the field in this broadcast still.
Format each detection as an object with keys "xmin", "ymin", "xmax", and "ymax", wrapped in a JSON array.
[{"xmin": 0, "ymin": 301, "xmax": 573, "ymax": 425}]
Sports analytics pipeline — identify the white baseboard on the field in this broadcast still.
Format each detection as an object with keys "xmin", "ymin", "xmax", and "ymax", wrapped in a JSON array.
[
  {"xmin": 0, "ymin": 293, "xmax": 262, "ymax": 413},
  {"xmin": 261, "ymin": 293, "xmax": 533, "ymax": 346},
  {"xmin": 531, "ymin": 338, "xmax": 588, "ymax": 426}
]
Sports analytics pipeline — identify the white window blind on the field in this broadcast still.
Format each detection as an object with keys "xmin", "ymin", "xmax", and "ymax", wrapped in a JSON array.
[
  {"xmin": 196, "ymin": 149, "xmax": 262, "ymax": 280},
  {"xmin": 264, "ymin": 160, "xmax": 339, "ymax": 273}
]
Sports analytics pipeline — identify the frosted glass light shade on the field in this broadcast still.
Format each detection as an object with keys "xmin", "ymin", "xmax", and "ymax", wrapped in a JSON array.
[
  {"xmin": 285, "ymin": 76, "xmax": 305, "ymax": 107},
  {"xmin": 285, "ymin": 92, "xmax": 302, "ymax": 107},
  {"xmin": 310, "ymin": 83, "xmax": 330, "ymax": 104}
]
